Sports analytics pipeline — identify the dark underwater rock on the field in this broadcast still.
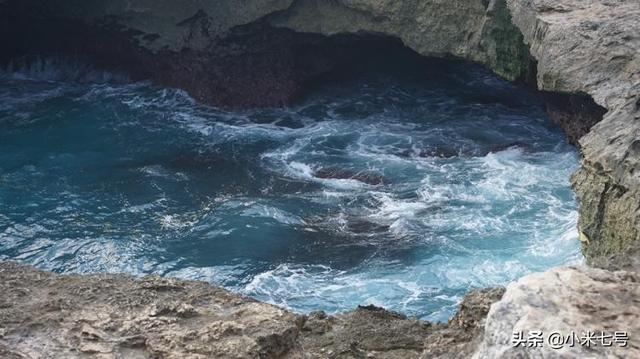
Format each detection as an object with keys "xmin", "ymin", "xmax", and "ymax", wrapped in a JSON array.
[
  {"xmin": 418, "ymin": 147, "xmax": 463, "ymax": 159},
  {"xmin": 312, "ymin": 167, "xmax": 389, "ymax": 185},
  {"xmin": 488, "ymin": 141, "xmax": 534, "ymax": 153}
]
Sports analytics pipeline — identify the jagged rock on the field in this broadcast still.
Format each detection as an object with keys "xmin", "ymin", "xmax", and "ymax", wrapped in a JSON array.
[
  {"xmin": 0, "ymin": 261, "xmax": 510, "ymax": 359},
  {"xmin": 301, "ymin": 305, "xmax": 437, "ymax": 359},
  {"xmin": 540, "ymin": 92, "xmax": 607, "ymax": 147},
  {"xmin": 422, "ymin": 287, "xmax": 506, "ymax": 358},
  {"xmin": 0, "ymin": 261, "xmax": 304, "ymax": 358},
  {"xmin": 474, "ymin": 266, "xmax": 640, "ymax": 358}
]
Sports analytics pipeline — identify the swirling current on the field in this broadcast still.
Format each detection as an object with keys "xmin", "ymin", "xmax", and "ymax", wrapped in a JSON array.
[{"xmin": 0, "ymin": 58, "xmax": 581, "ymax": 321}]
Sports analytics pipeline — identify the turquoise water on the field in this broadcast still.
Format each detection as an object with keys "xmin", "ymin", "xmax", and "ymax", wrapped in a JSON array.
[{"xmin": 0, "ymin": 58, "xmax": 581, "ymax": 321}]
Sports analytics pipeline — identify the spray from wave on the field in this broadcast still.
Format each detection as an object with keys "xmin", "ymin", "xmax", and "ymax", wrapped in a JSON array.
[{"xmin": 1, "ymin": 56, "xmax": 128, "ymax": 83}]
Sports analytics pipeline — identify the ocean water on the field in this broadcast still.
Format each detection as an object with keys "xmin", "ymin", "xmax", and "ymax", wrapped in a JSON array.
[{"xmin": 0, "ymin": 58, "xmax": 581, "ymax": 321}]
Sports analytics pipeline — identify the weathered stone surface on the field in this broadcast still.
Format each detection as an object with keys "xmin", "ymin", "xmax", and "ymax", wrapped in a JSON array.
[
  {"xmin": 422, "ymin": 287, "xmax": 506, "ymax": 359},
  {"xmin": 474, "ymin": 266, "xmax": 640, "ymax": 358},
  {"xmin": 0, "ymin": 261, "xmax": 508, "ymax": 358},
  {"xmin": 301, "ymin": 306, "xmax": 437, "ymax": 359},
  {"xmin": 0, "ymin": 261, "xmax": 304, "ymax": 358},
  {"xmin": 541, "ymin": 92, "xmax": 607, "ymax": 147},
  {"xmin": 1, "ymin": 0, "xmax": 640, "ymax": 357},
  {"xmin": 271, "ymin": 0, "xmax": 533, "ymax": 82}
]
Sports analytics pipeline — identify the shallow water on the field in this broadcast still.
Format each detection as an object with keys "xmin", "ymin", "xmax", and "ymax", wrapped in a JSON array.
[{"xmin": 0, "ymin": 58, "xmax": 581, "ymax": 321}]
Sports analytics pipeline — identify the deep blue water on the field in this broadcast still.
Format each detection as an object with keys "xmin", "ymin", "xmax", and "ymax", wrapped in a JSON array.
[{"xmin": 0, "ymin": 58, "xmax": 581, "ymax": 321}]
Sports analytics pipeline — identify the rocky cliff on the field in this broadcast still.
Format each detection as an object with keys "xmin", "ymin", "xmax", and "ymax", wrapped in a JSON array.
[
  {"xmin": 506, "ymin": 0, "xmax": 640, "ymax": 271},
  {"xmin": 0, "ymin": 0, "xmax": 639, "ymax": 358}
]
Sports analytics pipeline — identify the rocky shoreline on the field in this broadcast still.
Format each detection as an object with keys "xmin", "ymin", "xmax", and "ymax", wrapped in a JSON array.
[
  {"xmin": 1, "ymin": 262, "xmax": 638, "ymax": 358},
  {"xmin": 0, "ymin": 261, "xmax": 502, "ymax": 358},
  {"xmin": 0, "ymin": 0, "xmax": 639, "ymax": 357}
]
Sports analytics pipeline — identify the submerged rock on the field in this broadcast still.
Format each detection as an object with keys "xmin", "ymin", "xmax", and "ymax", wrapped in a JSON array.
[
  {"xmin": 418, "ymin": 147, "xmax": 463, "ymax": 159},
  {"xmin": 312, "ymin": 167, "xmax": 389, "ymax": 186},
  {"xmin": 487, "ymin": 141, "xmax": 533, "ymax": 154},
  {"xmin": 302, "ymin": 214, "xmax": 391, "ymax": 236}
]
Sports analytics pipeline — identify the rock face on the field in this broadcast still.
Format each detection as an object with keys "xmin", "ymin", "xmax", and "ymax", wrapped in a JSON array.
[
  {"xmin": 474, "ymin": 266, "xmax": 640, "ymax": 358},
  {"xmin": 301, "ymin": 306, "xmax": 438, "ymax": 358},
  {"xmin": 0, "ymin": 261, "xmax": 505, "ymax": 358},
  {"xmin": 505, "ymin": 0, "xmax": 640, "ymax": 269},
  {"xmin": 270, "ymin": 0, "xmax": 533, "ymax": 82},
  {"xmin": 422, "ymin": 287, "xmax": 506, "ymax": 359},
  {"xmin": 0, "ymin": 261, "xmax": 304, "ymax": 359}
]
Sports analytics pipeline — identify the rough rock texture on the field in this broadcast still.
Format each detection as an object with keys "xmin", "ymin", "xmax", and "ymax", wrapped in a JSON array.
[
  {"xmin": 541, "ymin": 92, "xmax": 607, "ymax": 147},
  {"xmin": 421, "ymin": 287, "xmax": 506, "ymax": 359},
  {"xmin": 270, "ymin": 0, "xmax": 533, "ymax": 82},
  {"xmin": 302, "ymin": 289, "xmax": 502, "ymax": 359},
  {"xmin": 301, "ymin": 306, "xmax": 438, "ymax": 358},
  {"xmin": 504, "ymin": 0, "xmax": 640, "ymax": 269},
  {"xmin": 474, "ymin": 266, "xmax": 640, "ymax": 358},
  {"xmin": 0, "ymin": 261, "xmax": 506, "ymax": 358},
  {"xmin": 0, "ymin": 261, "xmax": 304, "ymax": 359}
]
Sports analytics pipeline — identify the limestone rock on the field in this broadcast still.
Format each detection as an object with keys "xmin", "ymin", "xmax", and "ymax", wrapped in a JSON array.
[
  {"xmin": 301, "ymin": 306, "xmax": 436, "ymax": 358},
  {"xmin": 0, "ymin": 261, "xmax": 304, "ymax": 358},
  {"xmin": 270, "ymin": 0, "xmax": 533, "ymax": 82},
  {"xmin": 0, "ymin": 261, "xmax": 510, "ymax": 358},
  {"xmin": 474, "ymin": 266, "xmax": 640, "ymax": 358},
  {"xmin": 422, "ymin": 287, "xmax": 506, "ymax": 359},
  {"xmin": 0, "ymin": 0, "xmax": 533, "ymax": 108}
]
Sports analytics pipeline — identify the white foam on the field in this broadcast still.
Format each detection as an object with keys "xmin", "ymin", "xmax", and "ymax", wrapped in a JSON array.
[{"xmin": 1, "ymin": 57, "xmax": 128, "ymax": 83}]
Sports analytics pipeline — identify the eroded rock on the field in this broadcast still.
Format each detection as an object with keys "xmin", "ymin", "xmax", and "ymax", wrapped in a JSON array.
[
  {"xmin": 0, "ymin": 261, "xmax": 304, "ymax": 358},
  {"xmin": 0, "ymin": 261, "xmax": 510, "ymax": 359},
  {"xmin": 474, "ymin": 266, "xmax": 640, "ymax": 358},
  {"xmin": 422, "ymin": 287, "xmax": 506, "ymax": 359}
]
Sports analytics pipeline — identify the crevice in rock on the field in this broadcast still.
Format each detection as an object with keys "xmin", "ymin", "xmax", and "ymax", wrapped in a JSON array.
[{"xmin": 540, "ymin": 91, "xmax": 608, "ymax": 147}]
